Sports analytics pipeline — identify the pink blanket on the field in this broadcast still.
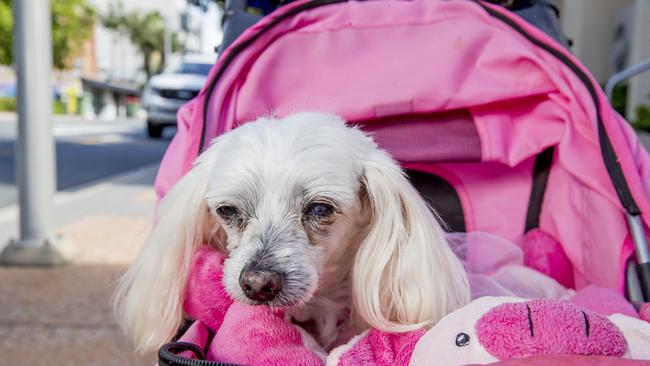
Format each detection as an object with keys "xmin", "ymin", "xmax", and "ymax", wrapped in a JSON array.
[{"xmin": 170, "ymin": 233, "xmax": 650, "ymax": 365}]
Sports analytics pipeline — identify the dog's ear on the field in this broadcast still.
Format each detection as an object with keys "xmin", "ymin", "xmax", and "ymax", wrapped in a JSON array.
[
  {"xmin": 113, "ymin": 141, "xmax": 225, "ymax": 353},
  {"xmin": 353, "ymin": 150, "xmax": 470, "ymax": 332}
]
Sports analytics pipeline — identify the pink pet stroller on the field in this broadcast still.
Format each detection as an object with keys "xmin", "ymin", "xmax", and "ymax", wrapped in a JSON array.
[{"xmin": 154, "ymin": 0, "xmax": 650, "ymax": 364}]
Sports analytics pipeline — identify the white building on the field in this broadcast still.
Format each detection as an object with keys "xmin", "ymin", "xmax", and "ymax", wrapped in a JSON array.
[
  {"xmin": 77, "ymin": 0, "xmax": 222, "ymax": 119},
  {"xmin": 87, "ymin": 0, "xmax": 222, "ymax": 84},
  {"xmin": 557, "ymin": 0, "xmax": 650, "ymax": 119}
]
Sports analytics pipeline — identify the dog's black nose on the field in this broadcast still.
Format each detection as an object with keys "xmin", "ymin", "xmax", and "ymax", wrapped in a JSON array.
[{"xmin": 239, "ymin": 270, "xmax": 283, "ymax": 302}]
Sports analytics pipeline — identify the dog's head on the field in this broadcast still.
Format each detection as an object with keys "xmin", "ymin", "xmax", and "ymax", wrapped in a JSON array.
[
  {"xmin": 114, "ymin": 112, "xmax": 469, "ymax": 352},
  {"xmin": 206, "ymin": 115, "xmax": 370, "ymax": 309}
]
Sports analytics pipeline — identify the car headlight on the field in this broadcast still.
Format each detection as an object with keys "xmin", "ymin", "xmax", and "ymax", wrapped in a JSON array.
[{"xmin": 142, "ymin": 86, "xmax": 159, "ymax": 102}]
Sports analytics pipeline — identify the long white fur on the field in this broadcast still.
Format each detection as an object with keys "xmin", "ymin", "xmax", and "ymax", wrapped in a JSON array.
[
  {"xmin": 112, "ymin": 141, "xmax": 226, "ymax": 353},
  {"xmin": 113, "ymin": 112, "xmax": 470, "ymax": 353},
  {"xmin": 354, "ymin": 146, "xmax": 470, "ymax": 332}
]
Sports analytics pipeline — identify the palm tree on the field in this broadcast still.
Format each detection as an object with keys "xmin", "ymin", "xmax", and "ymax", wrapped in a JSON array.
[{"xmin": 101, "ymin": 2, "xmax": 176, "ymax": 79}]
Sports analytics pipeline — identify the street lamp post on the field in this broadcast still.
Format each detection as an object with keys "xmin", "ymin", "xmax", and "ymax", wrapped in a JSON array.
[{"xmin": 0, "ymin": 0, "xmax": 68, "ymax": 265}]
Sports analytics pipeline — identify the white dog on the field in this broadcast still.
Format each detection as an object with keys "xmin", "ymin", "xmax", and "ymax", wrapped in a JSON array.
[{"xmin": 114, "ymin": 112, "xmax": 470, "ymax": 353}]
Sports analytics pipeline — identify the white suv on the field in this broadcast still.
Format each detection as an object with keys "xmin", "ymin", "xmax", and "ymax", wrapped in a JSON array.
[{"xmin": 142, "ymin": 54, "xmax": 215, "ymax": 137}]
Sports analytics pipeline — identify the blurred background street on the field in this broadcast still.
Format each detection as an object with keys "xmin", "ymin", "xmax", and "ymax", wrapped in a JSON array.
[
  {"xmin": 0, "ymin": 116, "xmax": 170, "ymax": 365},
  {"xmin": 0, "ymin": 0, "xmax": 217, "ymax": 364},
  {"xmin": 0, "ymin": 162, "xmax": 160, "ymax": 365},
  {"xmin": 0, "ymin": 114, "xmax": 171, "ymax": 208}
]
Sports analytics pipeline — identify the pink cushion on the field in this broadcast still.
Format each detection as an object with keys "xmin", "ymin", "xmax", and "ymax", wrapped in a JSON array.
[
  {"xmin": 521, "ymin": 229, "xmax": 574, "ymax": 289},
  {"xmin": 477, "ymin": 355, "xmax": 650, "ymax": 366},
  {"xmin": 476, "ymin": 299, "xmax": 627, "ymax": 359},
  {"xmin": 183, "ymin": 246, "xmax": 233, "ymax": 331},
  {"xmin": 572, "ymin": 285, "xmax": 640, "ymax": 319}
]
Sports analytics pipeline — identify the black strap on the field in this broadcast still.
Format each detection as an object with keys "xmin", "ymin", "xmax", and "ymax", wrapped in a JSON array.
[
  {"xmin": 203, "ymin": 328, "xmax": 216, "ymax": 356},
  {"xmin": 159, "ymin": 325, "xmax": 236, "ymax": 366},
  {"xmin": 158, "ymin": 342, "xmax": 207, "ymax": 366},
  {"xmin": 407, "ymin": 170, "xmax": 466, "ymax": 233},
  {"xmin": 525, "ymin": 147, "xmax": 554, "ymax": 232},
  {"xmin": 158, "ymin": 337, "xmax": 240, "ymax": 366}
]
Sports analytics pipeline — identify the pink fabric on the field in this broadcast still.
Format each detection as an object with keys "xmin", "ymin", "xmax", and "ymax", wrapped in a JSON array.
[
  {"xmin": 521, "ymin": 229, "xmax": 574, "ymax": 289},
  {"xmin": 456, "ymin": 232, "xmax": 524, "ymax": 275},
  {"xmin": 337, "ymin": 329, "xmax": 424, "ymax": 366},
  {"xmin": 209, "ymin": 302, "xmax": 323, "ymax": 366},
  {"xmin": 179, "ymin": 246, "xmax": 649, "ymax": 365},
  {"xmin": 640, "ymin": 303, "xmax": 650, "ymax": 323},
  {"xmin": 183, "ymin": 246, "xmax": 233, "ymax": 331},
  {"xmin": 154, "ymin": 99, "xmax": 200, "ymax": 201},
  {"xmin": 571, "ymin": 285, "xmax": 640, "ymax": 319},
  {"xmin": 171, "ymin": 321, "xmax": 211, "ymax": 360},
  {"xmin": 476, "ymin": 299, "xmax": 628, "ymax": 359},
  {"xmin": 182, "ymin": 247, "xmax": 323, "ymax": 365},
  {"xmin": 362, "ymin": 110, "xmax": 481, "ymax": 163},
  {"xmin": 448, "ymin": 231, "xmax": 575, "ymax": 299},
  {"xmin": 481, "ymin": 355, "xmax": 650, "ymax": 366},
  {"xmin": 154, "ymin": 0, "xmax": 650, "ymax": 318},
  {"xmin": 414, "ymin": 161, "xmax": 535, "ymax": 241}
]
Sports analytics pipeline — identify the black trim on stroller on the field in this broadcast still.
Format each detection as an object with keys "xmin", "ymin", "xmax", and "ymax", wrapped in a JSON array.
[
  {"xmin": 476, "ymin": 2, "xmax": 641, "ymax": 217},
  {"xmin": 158, "ymin": 330, "xmax": 236, "ymax": 366},
  {"xmin": 199, "ymin": 0, "xmax": 347, "ymax": 154},
  {"xmin": 476, "ymin": 6, "xmax": 650, "ymax": 300},
  {"xmin": 525, "ymin": 147, "xmax": 554, "ymax": 232}
]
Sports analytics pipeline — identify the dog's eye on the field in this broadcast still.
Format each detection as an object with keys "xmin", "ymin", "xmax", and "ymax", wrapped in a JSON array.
[
  {"xmin": 216, "ymin": 205, "xmax": 239, "ymax": 219},
  {"xmin": 305, "ymin": 202, "xmax": 334, "ymax": 218}
]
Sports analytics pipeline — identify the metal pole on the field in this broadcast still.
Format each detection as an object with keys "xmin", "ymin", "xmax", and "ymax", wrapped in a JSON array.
[
  {"xmin": 164, "ymin": 18, "xmax": 172, "ymax": 68},
  {"xmin": 605, "ymin": 58, "xmax": 650, "ymax": 301},
  {"xmin": 628, "ymin": 214, "xmax": 650, "ymax": 300},
  {"xmin": 0, "ymin": 0, "xmax": 65, "ymax": 266},
  {"xmin": 605, "ymin": 58, "xmax": 650, "ymax": 102}
]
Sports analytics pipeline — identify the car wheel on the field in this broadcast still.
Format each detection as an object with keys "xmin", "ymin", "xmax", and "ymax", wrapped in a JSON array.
[{"xmin": 147, "ymin": 121, "xmax": 164, "ymax": 138}]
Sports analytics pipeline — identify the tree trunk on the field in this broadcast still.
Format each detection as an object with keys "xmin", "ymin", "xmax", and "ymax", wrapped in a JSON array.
[{"xmin": 144, "ymin": 52, "xmax": 152, "ymax": 80}]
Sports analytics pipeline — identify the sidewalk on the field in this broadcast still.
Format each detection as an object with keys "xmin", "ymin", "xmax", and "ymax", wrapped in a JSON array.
[
  {"xmin": 0, "ymin": 165, "xmax": 160, "ymax": 366},
  {"xmin": 0, "ymin": 111, "xmax": 144, "ymax": 124}
]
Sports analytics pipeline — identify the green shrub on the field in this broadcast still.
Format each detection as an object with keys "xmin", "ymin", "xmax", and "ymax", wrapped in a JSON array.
[
  {"xmin": 633, "ymin": 105, "xmax": 650, "ymax": 132},
  {"xmin": 0, "ymin": 97, "xmax": 72, "ymax": 115},
  {"xmin": 605, "ymin": 84, "xmax": 650, "ymax": 132},
  {"xmin": 52, "ymin": 100, "xmax": 65, "ymax": 115},
  {"xmin": 0, "ymin": 96, "xmax": 15, "ymax": 111},
  {"xmin": 610, "ymin": 84, "xmax": 628, "ymax": 117}
]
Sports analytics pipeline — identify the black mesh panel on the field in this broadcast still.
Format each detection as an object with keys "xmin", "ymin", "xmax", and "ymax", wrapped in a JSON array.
[{"xmin": 406, "ymin": 169, "xmax": 466, "ymax": 233}]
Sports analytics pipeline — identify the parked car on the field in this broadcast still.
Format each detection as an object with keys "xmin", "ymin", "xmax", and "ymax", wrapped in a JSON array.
[{"xmin": 142, "ymin": 54, "xmax": 215, "ymax": 137}]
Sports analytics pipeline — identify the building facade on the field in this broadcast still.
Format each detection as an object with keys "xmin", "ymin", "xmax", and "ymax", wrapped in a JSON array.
[{"xmin": 557, "ymin": 0, "xmax": 650, "ymax": 119}]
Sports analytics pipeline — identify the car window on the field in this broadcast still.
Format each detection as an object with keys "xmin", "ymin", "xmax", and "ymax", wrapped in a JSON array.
[{"xmin": 171, "ymin": 62, "xmax": 213, "ymax": 76}]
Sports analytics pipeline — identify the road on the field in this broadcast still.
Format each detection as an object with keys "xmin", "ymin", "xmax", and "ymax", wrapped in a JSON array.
[{"xmin": 0, "ymin": 114, "xmax": 172, "ymax": 208}]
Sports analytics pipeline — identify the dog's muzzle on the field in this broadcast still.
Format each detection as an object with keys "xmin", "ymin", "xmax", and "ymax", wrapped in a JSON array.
[{"xmin": 239, "ymin": 269, "xmax": 284, "ymax": 302}]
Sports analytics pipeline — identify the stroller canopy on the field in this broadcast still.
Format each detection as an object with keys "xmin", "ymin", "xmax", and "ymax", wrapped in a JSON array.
[{"xmin": 155, "ymin": 0, "xmax": 650, "ymax": 294}]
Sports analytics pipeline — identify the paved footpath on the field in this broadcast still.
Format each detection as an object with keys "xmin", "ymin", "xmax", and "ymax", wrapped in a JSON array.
[{"xmin": 0, "ymin": 165, "xmax": 160, "ymax": 366}]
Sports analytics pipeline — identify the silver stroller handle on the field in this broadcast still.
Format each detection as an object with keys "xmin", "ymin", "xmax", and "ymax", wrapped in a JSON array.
[
  {"xmin": 628, "ymin": 214, "xmax": 650, "ymax": 302},
  {"xmin": 605, "ymin": 58, "xmax": 650, "ymax": 102},
  {"xmin": 629, "ymin": 214, "xmax": 650, "ymax": 264},
  {"xmin": 606, "ymin": 58, "xmax": 650, "ymax": 302}
]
